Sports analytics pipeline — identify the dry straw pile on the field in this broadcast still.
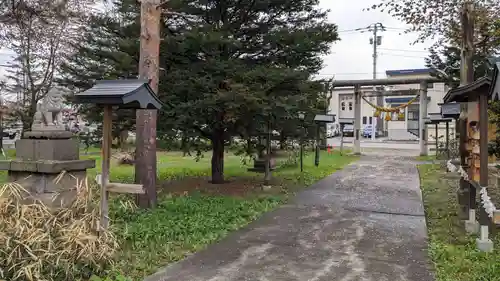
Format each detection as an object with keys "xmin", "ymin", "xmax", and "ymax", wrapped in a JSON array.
[{"xmin": 0, "ymin": 175, "xmax": 118, "ymax": 281}]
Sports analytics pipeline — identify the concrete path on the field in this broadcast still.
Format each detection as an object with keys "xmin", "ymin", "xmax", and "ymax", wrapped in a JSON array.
[{"xmin": 145, "ymin": 153, "xmax": 434, "ymax": 281}]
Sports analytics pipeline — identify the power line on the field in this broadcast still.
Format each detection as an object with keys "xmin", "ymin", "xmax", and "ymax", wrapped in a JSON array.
[
  {"xmin": 378, "ymin": 48, "xmax": 429, "ymax": 53},
  {"xmin": 379, "ymin": 52, "xmax": 427, "ymax": 59},
  {"xmin": 384, "ymin": 27, "xmax": 409, "ymax": 30},
  {"xmin": 338, "ymin": 27, "xmax": 412, "ymax": 36},
  {"xmin": 338, "ymin": 27, "xmax": 369, "ymax": 33}
]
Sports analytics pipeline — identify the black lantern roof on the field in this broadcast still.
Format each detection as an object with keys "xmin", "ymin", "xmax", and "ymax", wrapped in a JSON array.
[
  {"xmin": 443, "ymin": 77, "xmax": 491, "ymax": 103},
  {"xmin": 425, "ymin": 112, "xmax": 453, "ymax": 124},
  {"xmin": 74, "ymin": 79, "xmax": 162, "ymax": 109}
]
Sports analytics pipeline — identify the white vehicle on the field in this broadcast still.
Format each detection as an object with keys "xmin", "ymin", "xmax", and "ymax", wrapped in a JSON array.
[{"xmin": 327, "ymin": 123, "xmax": 341, "ymax": 137}]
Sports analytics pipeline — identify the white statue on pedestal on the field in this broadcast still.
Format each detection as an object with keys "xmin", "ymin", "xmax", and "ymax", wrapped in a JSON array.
[{"xmin": 31, "ymin": 87, "xmax": 66, "ymax": 131}]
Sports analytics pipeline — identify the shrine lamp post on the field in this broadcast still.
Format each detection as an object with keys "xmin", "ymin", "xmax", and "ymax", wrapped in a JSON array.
[
  {"xmin": 298, "ymin": 112, "xmax": 305, "ymax": 172},
  {"xmin": 314, "ymin": 114, "xmax": 336, "ymax": 167}
]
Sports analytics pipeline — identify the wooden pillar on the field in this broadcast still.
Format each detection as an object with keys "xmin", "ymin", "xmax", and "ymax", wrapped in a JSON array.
[
  {"xmin": 446, "ymin": 121, "xmax": 450, "ymax": 159},
  {"xmin": 100, "ymin": 105, "xmax": 112, "ymax": 230},
  {"xmin": 460, "ymin": 1, "xmax": 475, "ymax": 86},
  {"xmin": 264, "ymin": 118, "xmax": 272, "ymax": 185},
  {"xmin": 419, "ymin": 81, "xmax": 428, "ymax": 156},
  {"xmin": 435, "ymin": 123, "xmax": 439, "ymax": 156},
  {"xmin": 476, "ymin": 93, "xmax": 493, "ymax": 250},
  {"xmin": 354, "ymin": 85, "xmax": 361, "ymax": 155},
  {"xmin": 479, "ymin": 95, "xmax": 488, "ymax": 187},
  {"xmin": 135, "ymin": 0, "xmax": 161, "ymax": 208}
]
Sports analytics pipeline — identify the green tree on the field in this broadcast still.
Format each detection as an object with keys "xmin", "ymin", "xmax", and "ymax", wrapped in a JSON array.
[
  {"xmin": 159, "ymin": 0, "xmax": 338, "ymax": 183},
  {"xmin": 368, "ymin": 0, "xmax": 500, "ymax": 44},
  {"xmin": 58, "ymin": 0, "xmax": 143, "ymax": 149},
  {"xmin": 60, "ymin": 0, "xmax": 339, "ymax": 184}
]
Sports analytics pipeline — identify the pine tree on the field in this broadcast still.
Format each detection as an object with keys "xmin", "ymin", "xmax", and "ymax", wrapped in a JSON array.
[
  {"xmin": 159, "ymin": 0, "xmax": 339, "ymax": 183},
  {"xmin": 60, "ymin": 0, "xmax": 339, "ymax": 184},
  {"xmin": 58, "ymin": 0, "xmax": 142, "ymax": 148}
]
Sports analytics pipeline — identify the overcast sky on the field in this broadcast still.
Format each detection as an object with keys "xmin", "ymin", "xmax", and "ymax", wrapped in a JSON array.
[
  {"xmin": 0, "ymin": 0, "xmax": 434, "ymax": 82},
  {"xmin": 318, "ymin": 0, "xmax": 434, "ymax": 80}
]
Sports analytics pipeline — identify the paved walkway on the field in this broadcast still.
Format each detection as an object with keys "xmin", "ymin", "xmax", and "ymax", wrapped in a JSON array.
[{"xmin": 145, "ymin": 153, "xmax": 434, "ymax": 281}]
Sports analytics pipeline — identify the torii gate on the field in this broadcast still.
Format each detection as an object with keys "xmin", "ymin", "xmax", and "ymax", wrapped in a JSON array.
[{"xmin": 331, "ymin": 77, "xmax": 445, "ymax": 156}]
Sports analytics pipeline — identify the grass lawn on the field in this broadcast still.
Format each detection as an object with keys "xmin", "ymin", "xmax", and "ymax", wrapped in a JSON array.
[
  {"xmin": 82, "ymin": 150, "xmax": 357, "ymax": 279},
  {"xmin": 418, "ymin": 164, "xmax": 500, "ymax": 281},
  {"xmin": 0, "ymin": 148, "xmax": 356, "ymax": 279},
  {"xmin": 416, "ymin": 155, "xmax": 436, "ymax": 162}
]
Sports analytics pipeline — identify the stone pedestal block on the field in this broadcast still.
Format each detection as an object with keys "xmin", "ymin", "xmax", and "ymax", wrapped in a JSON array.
[
  {"xmin": 16, "ymin": 138, "xmax": 79, "ymax": 161},
  {"xmin": 10, "ymin": 170, "xmax": 88, "ymax": 207},
  {"xmin": 476, "ymin": 238, "xmax": 494, "ymax": 252},
  {"xmin": 0, "ymin": 130, "xmax": 95, "ymax": 208},
  {"xmin": 0, "ymin": 159, "xmax": 95, "ymax": 207},
  {"xmin": 248, "ymin": 158, "xmax": 276, "ymax": 173}
]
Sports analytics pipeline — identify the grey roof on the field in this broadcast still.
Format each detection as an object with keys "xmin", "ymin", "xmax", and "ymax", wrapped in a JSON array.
[
  {"xmin": 74, "ymin": 79, "xmax": 162, "ymax": 109},
  {"xmin": 443, "ymin": 77, "xmax": 491, "ymax": 103},
  {"xmin": 490, "ymin": 62, "xmax": 500, "ymax": 101},
  {"xmin": 439, "ymin": 102, "xmax": 461, "ymax": 118},
  {"xmin": 337, "ymin": 118, "xmax": 354, "ymax": 125}
]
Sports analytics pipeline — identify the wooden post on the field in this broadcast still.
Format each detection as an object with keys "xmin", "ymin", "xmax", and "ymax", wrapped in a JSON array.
[
  {"xmin": 339, "ymin": 124, "xmax": 344, "ymax": 156},
  {"xmin": 264, "ymin": 118, "xmax": 272, "ymax": 186},
  {"xmin": 100, "ymin": 105, "xmax": 112, "ymax": 230},
  {"xmin": 458, "ymin": 1, "xmax": 475, "ymax": 225},
  {"xmin": 479, "ymin": 94, "xmax": 488, "ymax": 189},
  {"xmin": 353, "ymin": 85, "xmax": 361, "ymax": 155},
  {"xmin": 435, "ymin": 123, "xmax": 439, "ymax": 157},
  {"xmin": 314, "ymin": 124, "xmax": 320, "ymax": 167},
  {"xmin": 476, "ymin": 93, "xmax": 492, "ymax": 249},
  {"xmin": 135, "ymin": 0, "xmax": 161, "ymax": 208},
  {"xmin": 446, "ymin": 121, "xmax": 450, "ymax": 159},
  {"xmin": 419, "ymin": 81, "xmax": 428, "ymax": 156},
  {"xmin": 460, "ymin": 1, "xmax": 475, "ymax": 86}
]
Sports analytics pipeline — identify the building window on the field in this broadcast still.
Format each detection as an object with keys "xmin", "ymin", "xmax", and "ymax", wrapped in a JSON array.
[
  {"xmin": 369, "ymin": 117, "xmax": 373, "ymax": 124},
  {"xmin": 348, "ymin": 102, "xmax": 353, "ymax": 111},
  {"xmin": 428, "ymin": 83, "xmax": 434, "ymax": 89},
  {"xmin": 341, "ymin": 102, "xmax": 346, "ymax": 111},
  {"xmin": 408, "ymin": 111, "xmax": 419, "ymax": 120},
  {"xmin": 363, "ymin": 116, "xmax": 367, "ymax": 124}
]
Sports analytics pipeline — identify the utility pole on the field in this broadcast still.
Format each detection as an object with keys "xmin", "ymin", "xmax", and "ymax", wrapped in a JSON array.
[
  {"xmin": 135, "ymin": 0, "xmax": 161, "ymax": 208},
  {"xmin": 369, "ymin": 22, "xmax": 385, "ymax": 138}
]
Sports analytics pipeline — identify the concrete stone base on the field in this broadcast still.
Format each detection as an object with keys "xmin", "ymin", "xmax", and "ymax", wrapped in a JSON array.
[
  {"xmin": 24, "ymin": 130, "xmax": 72, "ymax": 139},
  {"xmin": 0, "ymin": 133, "xmax": 95, "ymax": 208},
  {"xmin": 0, "ymin": 159, "xmax": 95, "ymax": 208},
  {"xmin": 476, "ymin": 238, "xmax": 494, "ymax": 252},
  {"xmin": 465, "ymin": 220, "xmax": 479, "ymax": 234},
  {"xmin": 248, "ymin": 158, "xmax": 276, "ymax": 173},
  {"xmin": 8, "ymin": 169, "xmax": 90, "ymax": 207},
  {"xmin": 16, "ymin": 138, "xmax": 79, "ymax": 161}
]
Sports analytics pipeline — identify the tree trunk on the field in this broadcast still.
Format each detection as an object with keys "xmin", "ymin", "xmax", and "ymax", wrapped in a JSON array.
[
  {"xmin": 211, "ymin": 129, "xmax": 225, "ymax": 184},
  {"xmin": 257, "ymin": 136, "xmax": 264, "ymax": 158},
  {"xmin": 279, "ymin": 130, "xmax": 286, "ymax": 150},
  {"xmin": 181, "ymin": 133, "xmax": 190, "ymax": 156},
  {"xmin": 119, "ymin": 130, "xmax": 129, "ymax": 151}
]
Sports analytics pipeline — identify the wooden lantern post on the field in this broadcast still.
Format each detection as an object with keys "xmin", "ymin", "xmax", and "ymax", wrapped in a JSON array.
[{"xmin": 74, "ymin": 79, "xmax": 162, "ymax": 230}]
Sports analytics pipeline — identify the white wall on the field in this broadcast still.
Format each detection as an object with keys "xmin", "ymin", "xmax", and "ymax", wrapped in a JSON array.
[{"xmin": 330, "ymin": 86, "xmax": 379, "ymax": 123}]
